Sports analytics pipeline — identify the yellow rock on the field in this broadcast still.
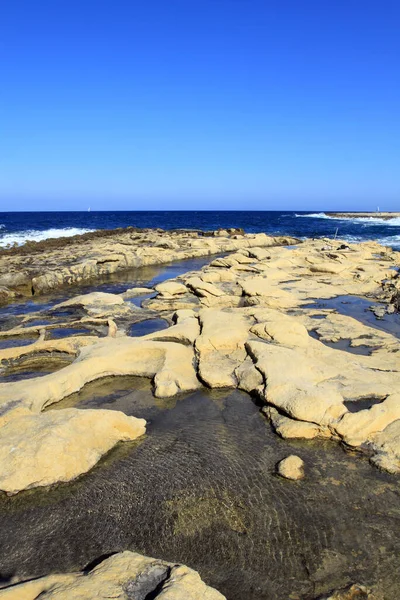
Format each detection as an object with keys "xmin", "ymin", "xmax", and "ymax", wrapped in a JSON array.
[
  {"xmin": 0, "ymin": 408, "xmax": 146, "ymax": 494},
  {"xmin": 0, "ymin": 550, "xmax": 226, "ymax": 599}
]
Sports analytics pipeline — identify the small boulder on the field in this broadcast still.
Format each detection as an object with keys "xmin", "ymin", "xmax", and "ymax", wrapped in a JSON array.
[{"xmin": 276, "ymin": 455, "xmax": 305, "ymax": 480}]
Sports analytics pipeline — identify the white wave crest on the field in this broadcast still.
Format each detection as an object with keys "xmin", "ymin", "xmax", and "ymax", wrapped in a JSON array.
[
  {"xmin": 340, "ymin": 234, "xmax": 400, "ymax": 250},
  {"xmin": 0, "ymin": 227, "xmax": 95, "ymax": 248},
  {"xmin": 296, "ymin": 213, "xmax": 400, "ymax": 226},
  {"xmin": 295, "ymin": 212, "xmax": 332, "ymax": 219}
]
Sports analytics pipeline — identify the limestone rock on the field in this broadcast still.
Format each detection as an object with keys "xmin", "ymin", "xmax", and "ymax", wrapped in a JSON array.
[
  {"xmin": 120, "ymin": 286, "xmax": 154, "ymax": 298},
  {"xmin": 53, "ymin": 292, "xmax": 124, "ymax": 309},
  {"xmin": 0, "ymin": 551, "xmax": 225, "ymax": 599},
  {"xmin": 0, "ymin": 338, "xmax": 201, "ymax": 423},
  {"xmin": 251, "ymin": 318, "xmax": 310, "ymax": 347},
  {"xmin": 155, "ymin": 281, "xmax": 188, "ymax": 297},
  {"xmin": 0, "ymin": 409, "xmax": 146, "ymax": 494},
  {"xmin": 277, "ymin": 455, "xmax": 305, "ymax": 480},
  {"xmin": 264, "ymin": 406, "xmax": 330, "ymax": 439},
  {"xmin": 186, "ymin": 277, "xmax": 224, "ymax": 298},
  {"xmin": 335, "ymin": 394, "xmax": 400, "ymax": 447}
]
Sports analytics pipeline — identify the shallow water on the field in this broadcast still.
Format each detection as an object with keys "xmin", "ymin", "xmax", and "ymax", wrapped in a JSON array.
[
  {"xmin": 129, "ymin": 318, "xmax": 169, "ymax": 337},
  {"xmin": 2, "ymin": 383, "xmax": 400, "ymax": 599},
  {"xmin": 308, "ymin": 330, "xmax": 378, "ymax": 355},
  {"xmin": 0, "ymin": 254, "xmax": 220, "ymax": 324},
  {"xmin": 0, "ymin": 353, "xmax": 74, "ymax": 382},
  {"xmin": 304, "ymin": 295, "xmax": 400, "ymax": 338}
]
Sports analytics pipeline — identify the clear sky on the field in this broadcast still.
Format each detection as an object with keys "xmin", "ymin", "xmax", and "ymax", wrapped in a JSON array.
[{"xmin": 0, "ymin": 0, "xmax": 399, "ymax": 211}]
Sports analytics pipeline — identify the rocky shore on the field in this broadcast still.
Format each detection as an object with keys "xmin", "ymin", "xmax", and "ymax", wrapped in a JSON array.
[
  {"xmin": 0, "ymin": 226, "xmax": 297, "ymax": 303},
  {"xmin": 0, "ymin": 229, "xmax": 399, "ymax": 599}
]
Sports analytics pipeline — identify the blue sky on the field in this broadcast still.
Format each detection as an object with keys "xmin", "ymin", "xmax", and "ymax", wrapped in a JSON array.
[{"xmin": 0, "ymin": 0, "xmax": 399, "ymax": 211}]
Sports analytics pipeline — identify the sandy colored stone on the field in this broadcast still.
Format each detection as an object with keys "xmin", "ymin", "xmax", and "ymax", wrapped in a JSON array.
[
  {"xmin": 0, "ymin": 338, "xmax": 201, "ymax": 423},
  {"xmin": 0, "ymin": 408, "xmax": 146, "ymax": 494},
  {"xmin": 251, "ymin": 317, "xmax": 310, "ymax": 347},
  {"xmin": 145, "ymin": 316, "xmax": 200, "ymax": 346},
  {"xmin": 53, "ymin": 291, "xmax": 125, "ymax": 309},
  {"xmin": 369, "ymin": 419, "xmax": 400, "ymax": 474},
  {"xmin": 201, "ymin": 269, "xmax": 236, "ymax": 283},
  {"xmin": 277, "ymin": 455, "xmax": 305, "ymax": 480},
  {"xmin": 155, "ymin": 280, "xmax": 188, "ymax": 296},
  {"xmin": 0, "ymin": 227, "xmax": 296, "ymax": 301},
  {"xmin": 264, "ymin": 406, "xmax": 330, "ymax": 439},
  {"xmin": 336, "ymin": 394, "xmax": 400, "ymax": 447},
  {"xmin": 0, "ymin": 551, "xmax": 225, "ymax": 599},
  {"xmin": 195, "ymin": 309, "xmax": 251, "ymax": 387},
  {"xmin": 186, "ymin": 276, "xmax": 225, "ymax": 298}
]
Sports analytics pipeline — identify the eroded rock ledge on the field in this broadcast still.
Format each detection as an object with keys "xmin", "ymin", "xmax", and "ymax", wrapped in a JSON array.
[
  {"xmin": 0, "ymin": 550, "xmax": 225, "ymax": 599},
  {"xmin": 0, "ymin": 226, "xmax": 298, "ymax": 303}
]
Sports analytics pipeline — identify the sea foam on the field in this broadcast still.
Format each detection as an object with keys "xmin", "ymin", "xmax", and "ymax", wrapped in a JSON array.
[{"xmin": 0, "ymin": 227, "xmax": 95, "ymax": 248}]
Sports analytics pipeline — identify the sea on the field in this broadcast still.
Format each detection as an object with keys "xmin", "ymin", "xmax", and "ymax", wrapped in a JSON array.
[{"xmin": 0, "ymin": 211, "xmax": 400, "ymax": 250}]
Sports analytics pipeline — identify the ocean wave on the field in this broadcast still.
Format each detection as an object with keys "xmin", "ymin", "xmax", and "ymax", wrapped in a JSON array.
[
  {"xmin": 375, "ymin": 235, "xmax": 400, "ymax": 250},
  {"xmin": 295, "ymin": 212, "xmax": 332, "ymax": 219},
  {"xmin": 296, "ymin": 213, "xmax": 400, "ymax": 226},
  {"xmin": 0, "ymin": 227, "xmax": 95, "ymax": 248},
  {"xmin": 339, "ymin": 233, "xmax": 400, "ymax": 250}
]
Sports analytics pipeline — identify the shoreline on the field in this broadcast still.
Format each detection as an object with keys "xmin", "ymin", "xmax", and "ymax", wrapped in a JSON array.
[
  {"xmin": 0, "ymin": 227, "xmax": 299, "ymax": 305},
  {"xmin": 0, "ymin": 233, "xmax": 399, "ymax": 598}
]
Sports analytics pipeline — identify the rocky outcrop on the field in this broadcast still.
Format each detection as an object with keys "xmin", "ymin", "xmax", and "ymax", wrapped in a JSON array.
[
  {"xmin": 0, "ymin": 235, "xmax": 399, "ymax": 496},
  {"xmin": 0, "ymin": 409, "xmax": 146, "ymax": 494},
  {"xmin": 0, "ymin": 551, "xmax": 225, "ymax": 599},
  {"xmin": 0, "ymin": 227, "xmax": 299, "ymax": 302}
]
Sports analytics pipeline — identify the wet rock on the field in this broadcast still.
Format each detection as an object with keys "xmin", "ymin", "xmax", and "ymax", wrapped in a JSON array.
[
  {"xmin": 370, "ymin": 306, "xmax": 386, "ymax": 319},
  {"xmin": 318, "ymin": 583, "xmax": 372, "ymax": 599},
  {"xmin": 276, "ymin": 455, "xmax": 305, "ymax": 480},
  {"xmin": 0, "ymin": 551, "xmax": 225, "ymax": 599},
  {"xmin": 121, "ymin": 286, "xmax": 154, "ymax": 298}
]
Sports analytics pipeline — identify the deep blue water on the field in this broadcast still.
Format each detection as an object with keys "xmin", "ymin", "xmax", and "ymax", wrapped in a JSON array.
[{"xmin": 0, "ymin": 211, "xmax": 400, "ymax": 249}]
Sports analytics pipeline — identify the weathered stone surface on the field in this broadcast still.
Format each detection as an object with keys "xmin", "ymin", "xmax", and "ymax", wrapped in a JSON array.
[
  {"xmin": 251, "ymin": 317, "xmax": 310, "ymax": 347},
  {"xmin": 195, "ymin": 309, "xmax": 250, "ymax": 387},
  {"xmin": 0, "ymin": 409, "xmax": 146, "ymax": 494},
  {"xmin": 186, "ymin": 277, "xmax": 225, "ymax": 298},
  {"xmin": 276, "ymin": 455, "xmax": 305, "ymax": 480},
  {"xmin": 155, "ymin": 281, "xmax": 188, "ymax": 297},
  {"xmin": 53, "ymin": 291, "xmax": 125, "ymax": 309},
  {"xmin": 0, "ymin": 338, "xmax": 201, "ymax": 424},
  {"xmin": 0, "ymin": 551, "xmax": 225, "ymax": 599},
  {"xmin": 0, "ymin": 227, "xmax": 297, "ymax": 301},
  {"xmin": 369, "ymin": 419, "xmax": 400, "ymax": 474},
  {"xmin": 264, "ymin": 406, "xmax": 330, "ymax": 439}
]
